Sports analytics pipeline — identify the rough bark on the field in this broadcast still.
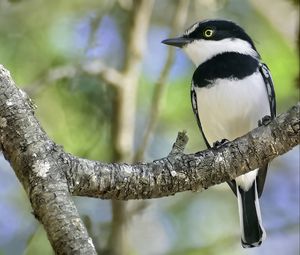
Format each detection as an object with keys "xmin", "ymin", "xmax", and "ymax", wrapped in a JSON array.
[
  {"xmin": 0, "ymin": 64, "xmax": 299, "ymax": 254},
  {"xmin": 0, "ymin": 66, "xmax": 96, "ymax": 254},
  {"xmin": 66, "ymin": 106, "xmax": 299, "ymax": 198}
]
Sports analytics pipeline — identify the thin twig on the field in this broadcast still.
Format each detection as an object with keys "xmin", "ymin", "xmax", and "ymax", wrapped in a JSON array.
[
  {"xmin": 24, "ymin": 60, "xmax": 123, "ymax": 97},
  {"xmin": 128, "ymin": 0, "xmax": 190, "ymax": 228},
  {"xmin": 134, "ymin": 0, "xmax": 190, "ymax": 162}
]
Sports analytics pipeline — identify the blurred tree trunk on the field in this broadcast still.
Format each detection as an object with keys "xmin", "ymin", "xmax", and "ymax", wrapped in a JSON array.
[
  {"xmin": 108, "ymin": 1, "xmax": 154, "ymax": 254},
  {"xmin": 107, "ymin": 0, "xmax": 190, "ymax": 253}
]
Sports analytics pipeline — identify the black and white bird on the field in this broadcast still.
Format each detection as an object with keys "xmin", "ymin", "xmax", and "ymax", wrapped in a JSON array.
[{"xmin": 162, "ymin": 19, "xmax": 276, "ymax": 248}]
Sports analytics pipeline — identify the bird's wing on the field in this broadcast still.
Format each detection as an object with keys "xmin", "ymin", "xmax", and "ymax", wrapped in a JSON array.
[
  {"xmin": 191, "ymin": 85, "xmax": 211, "ymax": 148},
  {"xmin": 256, "ymin": 63, "xmax": 277, "ymax": 197},
  {"xmin": 191, "ymin": 84, "xmax": 237, "ymax": 195},
  {"xmin": 259, "ymin": 63, "xmax": 276, "ymax": 118}
]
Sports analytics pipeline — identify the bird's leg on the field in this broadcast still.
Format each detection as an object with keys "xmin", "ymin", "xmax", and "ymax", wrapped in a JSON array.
[
  {"xmin": 213, "ymin": 138, "xmax": 229, "ymax": 149},
  {"xmin": 258, "ymin": 115, "xmax": 272, "ymax": 127}
]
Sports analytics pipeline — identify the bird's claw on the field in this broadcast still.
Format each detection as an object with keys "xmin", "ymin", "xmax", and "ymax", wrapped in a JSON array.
[
  {"xmin": 213, "ymin": 138, "xmax": 229, "ymax": 149},
  {"xmin": 258, "ymin": 115, "xmax": 272, "ymax": 127}
]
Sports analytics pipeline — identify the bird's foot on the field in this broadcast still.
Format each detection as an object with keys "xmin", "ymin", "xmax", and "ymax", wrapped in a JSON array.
[
  {"xmin": 213, "ymin": 139, "xmax": 229, "ymax": 149},
  {"xmin": 258, "ymin": 115, "xmax": 272, "ymax": 127}
]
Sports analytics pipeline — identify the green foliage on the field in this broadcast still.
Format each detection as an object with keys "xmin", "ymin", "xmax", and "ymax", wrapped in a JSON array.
[{"xmin": 35, "ymin": 77, "xmax": 114, "ymax": 160}]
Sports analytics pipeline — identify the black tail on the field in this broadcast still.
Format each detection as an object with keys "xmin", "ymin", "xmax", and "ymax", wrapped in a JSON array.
[{"xmin": 237, "ymin": 180, "xmax": 266, "ymax": 248}]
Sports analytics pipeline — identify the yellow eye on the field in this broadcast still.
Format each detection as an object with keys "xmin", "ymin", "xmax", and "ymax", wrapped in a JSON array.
[{"xmin": 203, "ymin": 29, "xmax": 214, "ymax": 38}]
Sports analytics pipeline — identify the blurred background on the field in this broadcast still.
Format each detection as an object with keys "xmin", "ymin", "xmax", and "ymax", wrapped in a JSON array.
[{"xmin": 0, "ymin": 0, "xmax": 299, "ymax": 254}]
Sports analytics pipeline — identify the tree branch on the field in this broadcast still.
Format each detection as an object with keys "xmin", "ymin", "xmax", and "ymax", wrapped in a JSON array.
[
  {"xmin": 0, "ymin": 66, "xmax": 97, "ymax": 255},
  {"xmin": 0, "ymin": 64, "xmax": 299, "ymax": 252},
  {"xmin": 65, "ymin": 104, "xmax": 299, "ymax": 198}
]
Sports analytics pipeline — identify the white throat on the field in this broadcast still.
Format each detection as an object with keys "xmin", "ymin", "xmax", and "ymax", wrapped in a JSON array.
[{"xmin": 183, "ymin": 38, "xmax": 259, "ymax": 66}]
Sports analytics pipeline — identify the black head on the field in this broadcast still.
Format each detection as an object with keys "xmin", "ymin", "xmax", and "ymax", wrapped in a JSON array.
[{"xmin": 162, "ymin": 19, "xmax": 257, "ymax": 51}]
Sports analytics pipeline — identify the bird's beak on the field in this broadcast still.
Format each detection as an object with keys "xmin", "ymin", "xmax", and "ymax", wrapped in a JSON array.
[{"xmin": 161, "ymin": 36, "xmax": 191, "ymax": 48}]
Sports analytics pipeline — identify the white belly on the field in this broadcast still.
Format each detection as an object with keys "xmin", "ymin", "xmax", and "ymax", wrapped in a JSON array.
[{"xmin": 194, "ymin": 72, "xmax": 270, "ymax": 190}]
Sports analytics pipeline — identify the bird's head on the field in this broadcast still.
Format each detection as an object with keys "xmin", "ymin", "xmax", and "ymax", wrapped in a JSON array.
[{"xmin": 162, "ymin": 19, "xmax": 259, "ymax": 66}]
